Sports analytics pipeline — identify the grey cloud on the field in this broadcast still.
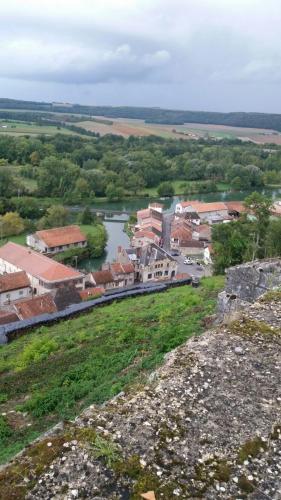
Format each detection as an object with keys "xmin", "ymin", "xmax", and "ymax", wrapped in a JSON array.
[{"xmin": 0, "ymin": 0, "xmax": 280, "ymax": 111}]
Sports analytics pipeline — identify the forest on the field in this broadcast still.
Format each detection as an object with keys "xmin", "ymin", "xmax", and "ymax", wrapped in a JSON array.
[{"xmin": 1, "ymin": 133, "xmax": 281, "ymax": 206}]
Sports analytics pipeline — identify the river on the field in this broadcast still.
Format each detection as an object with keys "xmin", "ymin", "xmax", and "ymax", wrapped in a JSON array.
[{"xmin": 79, "ymin": 188, "xmax": 281, "ymax": 272}]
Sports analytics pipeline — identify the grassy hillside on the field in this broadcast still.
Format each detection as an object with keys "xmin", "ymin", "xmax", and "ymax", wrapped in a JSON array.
[{"xmin": 0, "ymin": 276, "xmax": 224, "ymax": 463}]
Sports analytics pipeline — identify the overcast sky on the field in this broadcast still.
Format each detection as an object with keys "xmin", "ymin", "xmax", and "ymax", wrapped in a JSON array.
[{"xmin": 0, "ymin": 0, "xmax": 280, "ymax": 112}]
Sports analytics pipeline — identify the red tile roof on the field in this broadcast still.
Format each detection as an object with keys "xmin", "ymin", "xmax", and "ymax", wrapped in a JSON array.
[
  {"xmin": 137, "ymin": 208, "xmax": 151, "ymax": 219},
  {"xmin": 0, "ymin": 271, "xmax": 30, "ymax": 293},
  {"xmin": 171, "ymin": 227, "xmax": 192, "ymax": 240},
  {"xmin": 111, "ymin": 262, "xmax": 134, "ymax": 275},
  {"xmin": 14, "ymin": 294, "xmax": 57, "ymax": 319},
  {"xmin": 225, "ymin": 201, "xmax": 247, "ymax": 213},
  {"xmin": 122, "ymin": 263, "xmax": 135, "ymax": 273},
  {"xmin": 91, "ymin": 270, "xmax": 114, "ymax": 285},
  {"xmin": 0, "ymin": 310, "xmax": 19, "ymax": 325},
  {"xmin": 0, "ymin": 243, "xmax": 83, "ymax": 283},
  {"xmin": 180, "ymin": 240, "xmax": 205, "ymax": 248},
  {"xmin": 79, "ymin": 287, "xmax": 105, "ymax": 300},
  {"xmin": 35, "ymin": 225, "xmax": 86, "ymax": 248},
  {"xmin": 180, "ymin": 201, "xmax": 228, "ymax": 212},
  {"xmin": 133, "ymin": 230, "xmax": 158, "ymax": 240}
]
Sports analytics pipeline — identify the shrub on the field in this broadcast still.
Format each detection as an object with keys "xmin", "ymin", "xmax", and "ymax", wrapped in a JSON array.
[
  {"xmin": 16, "ymin": 337, "xmax": 59, "ymax": 371},
  {"xmin": 0, "ymin": 416, "xmax": 12, "ymax": 441}
]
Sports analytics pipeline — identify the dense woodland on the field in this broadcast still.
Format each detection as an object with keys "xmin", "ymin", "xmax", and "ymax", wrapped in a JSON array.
[
  {"xmin": 1, "ymin": 98, "xmax": 281, "ymax": 130},
  {"xmin": 1, "ymin": 133, "xmax": 281, "ymax": 206}
]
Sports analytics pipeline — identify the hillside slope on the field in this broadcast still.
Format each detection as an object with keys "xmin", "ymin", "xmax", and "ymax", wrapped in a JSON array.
[
  {"xmin": 0, "ymin": 278, "xmax": 223, "ymax": 465},
  {"xmin": 1, "ymin": 286, "xmax": 280, "ymax": 499}
]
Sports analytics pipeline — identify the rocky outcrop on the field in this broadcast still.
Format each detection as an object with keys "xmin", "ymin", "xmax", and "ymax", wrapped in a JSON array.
[
  {"xmin": 1, "ymin": 290, "xmax": 280, "ymax": 499},
  {"xmin": 217, "ymin": 258, "xmax": 281, "ymax": 322}
]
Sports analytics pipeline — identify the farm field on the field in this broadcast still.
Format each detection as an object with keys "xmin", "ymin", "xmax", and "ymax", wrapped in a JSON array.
[
  {"xmin": 0, "ymin": 120, "xmax": 78, "ymax": 137},
  {"xmin": 0, "ymin": 276, "xmax": 224, "ymax": 463},
  {"xmin": 77, "ymin": 116, "xmax": 281, "ymax": 144}
]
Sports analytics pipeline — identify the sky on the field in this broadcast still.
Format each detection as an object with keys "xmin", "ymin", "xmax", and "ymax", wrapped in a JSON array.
[{"xmin": 0, "ymin": 0, "xmax": 280, "ymax": 113}]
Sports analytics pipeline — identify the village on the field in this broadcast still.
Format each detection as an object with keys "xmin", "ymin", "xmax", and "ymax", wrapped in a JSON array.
[{"xmin": 0, "ymin": 198, "xmax": 255, "ymax": 328}]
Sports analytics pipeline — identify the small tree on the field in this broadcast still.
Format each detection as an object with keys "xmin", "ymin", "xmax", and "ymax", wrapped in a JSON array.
[
  {"xmin": 244, "ymin": 192, "xmax": 272, "ymax": 260},
  {"xmin": 77, "ymin": 207, "xmax": 96, "ymax": 225},
  {"xmin": 37, "ymin": 205, "xmax": 69, "ymax": 230},
  {"xmin": 157, "ymin": 181, "xmax": 175, "ymax": 197},
  {"xmin": 0, "ymin": 212, "xmax": 25, "ymax": 237}
]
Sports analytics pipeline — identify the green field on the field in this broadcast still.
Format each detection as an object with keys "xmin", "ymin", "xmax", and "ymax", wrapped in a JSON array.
[
  {"xmin": 142, "ymin": 180, "xmax": 230, "ymax": 196},
  {"xmin": 0, "ymin": 233, "xmax": 27, "ymax": 247},
  {"xmin": 0, "ymin": 120, "xmax": 78, "ymax": 137},
  {"xmin": 0, "ymin": 276, "xmax": 224, "ymax": 463}
]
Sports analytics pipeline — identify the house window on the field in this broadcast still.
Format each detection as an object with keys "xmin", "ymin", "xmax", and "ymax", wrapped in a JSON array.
[
  {"xmin": 155, "ymin": 271, "xmax": 162, "ymax": 277},
  {"xmin": 164, "ymin": 270, "xmax": 168, "ymax": 276},
  {"xmin": 148, "ymin": 273, "xmax": 152, "ymax": 279}
]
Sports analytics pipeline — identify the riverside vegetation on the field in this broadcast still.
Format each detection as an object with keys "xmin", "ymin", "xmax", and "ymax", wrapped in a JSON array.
[{"xmin": 0, "ymin": 276, "xmax": 223, "ymax": 464}]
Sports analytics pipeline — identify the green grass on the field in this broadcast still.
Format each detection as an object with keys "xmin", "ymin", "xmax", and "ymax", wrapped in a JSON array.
[
  {"xmin": 0, "ymin": 120, "xmax": 77, "ymax": 137},
  {"xmin": 142, "ymin": 180, "xmax": 231, "ymax": 197},
  {"xmin": 0, "ymin": 276, "xmax": 224, "ymax": 463},
  {"xmin": 0, "ymin": 233, "xmax": 27, "ymax": 247}
]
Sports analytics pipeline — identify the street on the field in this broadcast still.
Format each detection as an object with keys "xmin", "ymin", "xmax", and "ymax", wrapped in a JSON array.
[{"xmin": 173, "ymin": 254, "xmax": 207, "ymax": 278}]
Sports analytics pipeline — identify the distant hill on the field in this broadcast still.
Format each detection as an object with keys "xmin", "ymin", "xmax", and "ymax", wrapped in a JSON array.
[{"xmin": 1, "ymin": 98, "xmax": 281, "ymax": 131}]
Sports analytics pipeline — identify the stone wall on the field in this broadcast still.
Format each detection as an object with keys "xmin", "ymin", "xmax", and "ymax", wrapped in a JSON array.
[{"xmin": 217, "ymin": 258, "xmax": 281, "ymax": 322}]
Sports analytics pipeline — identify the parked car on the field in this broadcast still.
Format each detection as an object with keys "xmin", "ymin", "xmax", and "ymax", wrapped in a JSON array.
[
  {"xmin": 184, "ymin": 257, "xmax": 193, "ymax": 265},
  {"xmin": 171, "ymin": 250, "xmax": 180, "ymax": 256}
]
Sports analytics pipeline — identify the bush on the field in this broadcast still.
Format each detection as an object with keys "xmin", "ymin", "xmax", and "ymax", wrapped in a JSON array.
[
  {"xmin": 157, "ymin": 181, "xmax": 175, "ymax": 197},
  {"xmin": 0, "ymin": 416, "xmax": 12, "ymax": 442},
  {"xmin": 16, "ymin": 337, "xmax": 59, "ymax": 371}
]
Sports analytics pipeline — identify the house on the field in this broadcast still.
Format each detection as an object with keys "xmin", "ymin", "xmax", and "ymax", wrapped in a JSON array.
[
  {"xmin": 148, "ymin": 202, "xmax": 164, "ymax": 213},
  {"xmin": 179, "ymin": 240, "xmax": 206, "ymax": 259},
  {"xmin": 136, "ymin": 208, "xmax": 163, "ymax": 236},
  {"xmin": 131, "ymin": 229, "xmax": 160, "ymax": 247},
  {"xmin": 110, "ymin": 262, "xmax": 135, "ymax": 287},
  {"xmin": 90, "ymin": 270, "xmax": 116, "ymax": 290},
  {"xmin": 118, "ymin": 244, "xmax": 177, "ymax": 283},
  {"xmin": 0, "ymin": 310, "xmax": 19, "ymax": 325},
  {"xmin": 192, "ymin": 224, "xmax": 212, "ymax": 242},
  {"xmin": 53, "ymin": 284, "xmax": 82, "ymax": 310},
  {"xmin": 27, "ymin": 225, "xmax": 87, "ymax": 254},
  {"xmin": 79, "ymin": 287, "xmax": 105, "ymax": 301},
  {"xmin": 0, "ymin": 271, "xmax": 31, "ymax": 306},
  {"xmin": 170, "ymin": 226, "xmax": 192, "ymax": 249},
  {"xmin": 14, "ymin": 293, "xmax": 57, "ymax": 320},
  {"xmin": 0, "ymin": 242, "xmax": 85, "ymax": 295},
  {"xmin": 174, "ymin": 211, "xmax": 200, "ymax": 225},
  {"xmin": 225, "ymin": 201, "xmax": 247, "ymax": 217},
  {"xmin": 175, "ymin": 201, "xmax": 229, "ymax": 223},
  {"xmin": 137, "ymin": 244, "xmax": 178, "ymax": 282}
]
